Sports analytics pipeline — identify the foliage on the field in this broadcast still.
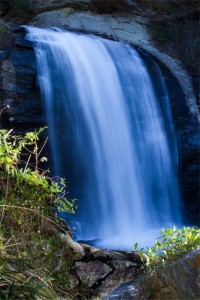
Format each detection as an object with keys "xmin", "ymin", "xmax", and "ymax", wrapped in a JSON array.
[
  {"xmin": 0, "ymin": 125, "xmax": 76, "ymax": 214},
  {"xmin": 133, "ymin": 226, "xmax": 200, "ymax": 273},
  {"xmin": 0, "ymin": 109, "xmax": 95, "ymax": 299}
]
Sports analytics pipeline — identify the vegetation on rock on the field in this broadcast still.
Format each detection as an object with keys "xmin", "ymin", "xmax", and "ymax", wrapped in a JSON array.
[
  {"xmin": 0, "ymin": 107, "xmax": 94, "ymax": 299},
  {"xmin": 134, "ymin": 226, "xmax": 200, "ymax": 273}
]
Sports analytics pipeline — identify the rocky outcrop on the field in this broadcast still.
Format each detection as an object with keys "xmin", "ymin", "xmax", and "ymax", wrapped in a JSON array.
[
  {"xmin": 12, "ymin": 0, "xmax": 200, "ymax": 17},
  {"xmin": 56, "ymin": 232, "xmax": 143, "ymax": 298},
  {"xmin": 0, "ymin": 2, "xmax": 199, "ymax": 298},
  {"xmin": 60, "ymin": 233, "xmax": 200, "ymax": 299},
  {"xmin": 27, "ymin": 6, "xmax": 200, "ymax": 224},
  {"xmin": 107, "ymin": 248, "xmax": 200, "ymax": 300},
  {"xmin": 0, "ymin": 13, "xmax": 199, "ymax": 225},
  {"xmin": 143, "ymin": 248, "xmax": 200, "ymax": 300},
  {"xmin": 0, "ymin": 22, "xmax": 44, "ymax": 130},
  {"xmin": 29, "ymin": 8, "xmax": 199, "ymax": 119}
]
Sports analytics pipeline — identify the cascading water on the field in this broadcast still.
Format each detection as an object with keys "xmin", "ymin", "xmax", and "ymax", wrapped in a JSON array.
[{"xmin": 26, "ymin": 27, "xmax": 182, "ymax": 250}]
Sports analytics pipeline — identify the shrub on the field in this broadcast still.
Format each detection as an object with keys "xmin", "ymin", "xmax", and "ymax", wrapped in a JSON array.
[
  {"xmin": 133, "ymin": 226, "xmax": 200, "ymax": 272},
  {"xmin": 0, "ymin": 107, "xmax": 81, "ymax": 298}
]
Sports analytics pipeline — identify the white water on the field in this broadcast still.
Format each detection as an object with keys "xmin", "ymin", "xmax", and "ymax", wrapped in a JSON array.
[{"xmin": 26, "ymin": 27, "xmax": 182, "ymax": 250}]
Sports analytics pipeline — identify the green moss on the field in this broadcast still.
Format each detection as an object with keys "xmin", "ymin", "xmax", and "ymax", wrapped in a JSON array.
[{"xmin": 63, "ymin": 8, "xmax": 73, "ymax": 15}]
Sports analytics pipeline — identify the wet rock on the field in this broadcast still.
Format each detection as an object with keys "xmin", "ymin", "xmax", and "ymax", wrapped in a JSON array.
[
  {"xmin": 29, "ymin": 9, "xmax": 150, "ymax": 44},
  {"xmin": 105, "ymin": 280, "xmax": 140, "ymax": 300},
  {"xmin": 0, "ymin": 20, "xmax": 199, "ymax": 225},
  {"xmin": 98, "ymin": 267, "xmax": 140, "ymax": 299},
  {"xmin": 75, "ymin": 260, "xmax": 112, "ymax": 287},
  {"xmin": 28, "ymin": 7, "xmax": 200, "ymax": 225},
  {"xmin": 29, "ymin": 8, "xmax": 198, "ymax": 121}
]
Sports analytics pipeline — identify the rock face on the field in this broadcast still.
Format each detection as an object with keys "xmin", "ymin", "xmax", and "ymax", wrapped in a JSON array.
[
  {"xmin": 107, "ymin": 248, "xmax": 200, "ymax": 300},
  {"xmin": 73, "ymin": 242, "xmax": 142, "ymax": 298},
  {"xmin": 0, "ymin": 2, "xmax": 199, "ymax": 299},
  {"xmin": 28, "ymin": 8, "xmax": 198, "ymax": 118},
  {"xmin": 75, "ymin": 260, "xmax": 113, "ymax": 287},
  {"xmin": 57, "ymin": 232, "xmax": 200, "ymax": 299},
  {"xmin": 145, "ymin": 248, "xmax": 200, "ymax": 300},
  {"xmin": 0, "ymin": 7, "xmax": 199, "ymax": 225},
  {"xmin": 57, "ymin": 233, "xmax": 143, "ymax": 298},
  {"xmin": 28, "ymin": 7, "xmax": 199, "ymax": 225},
  {"xmin": 13, "ymin": 0, "xmax": 200, "ymax": 16},
  {"xmin": 0, "ymin": 23, "xmax": 44, "ymax": 130}
]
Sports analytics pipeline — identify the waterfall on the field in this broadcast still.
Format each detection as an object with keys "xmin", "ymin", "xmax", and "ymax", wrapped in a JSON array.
[{"xmin": 26, "ymin": 27, "xmax": 182, "ymax": 250}]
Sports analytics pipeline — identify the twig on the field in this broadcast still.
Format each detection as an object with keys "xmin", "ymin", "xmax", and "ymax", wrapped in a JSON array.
[
  {"xmin": 0, "ymin": 205, "xmax": 68, "ymax": 234},
  {"xmin": 38, "ymin": 137, "xmax": 48, "ymax": 157},
  {"xmin": 24, "ymin": 154, "xmax": 31, "ymax": 171},
  {"xmin": 0, "ymin": 105, "xmax": 9, "ymax": 116}
]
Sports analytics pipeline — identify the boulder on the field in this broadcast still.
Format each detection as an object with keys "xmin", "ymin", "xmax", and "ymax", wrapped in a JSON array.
[
  {"xmin": 107, "ymin": 248, "xmax": 200, "ymax": 300},
  {"xmin": 74, "ymin": 247, "xmax": 143, "ymax": 297},
  {"xmin": 75, "ymin": 261, "xmax": 112, "ymax": 287},
  {"xmin": 49, "ymin": 230, "xmax": 143, "ymax": 297},
  {"xmin": 143, "ymin": 248, "xmax": 200, "ymax": 300}
]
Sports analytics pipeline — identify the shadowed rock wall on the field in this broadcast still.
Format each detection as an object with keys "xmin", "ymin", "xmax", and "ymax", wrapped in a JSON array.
[{"xmin": 0, "ymin": 0, "xmax": 199, "ymax": 227}]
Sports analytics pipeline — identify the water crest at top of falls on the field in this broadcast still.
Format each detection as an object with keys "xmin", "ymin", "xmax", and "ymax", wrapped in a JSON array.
[{"xmin": 26, "ymin": 27, "xmax": 182, "ymax": 250}]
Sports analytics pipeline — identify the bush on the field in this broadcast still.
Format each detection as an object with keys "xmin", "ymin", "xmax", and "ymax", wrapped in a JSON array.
[
  {"xmin": 0, "ymin": 126, "xmax": 76, "ymax": 219},
  {"xmin": 0, "ymin": 108, "xmax": 81, "ymax": 298},
  {"xmin": 133, "ymin": 226, "xmax": 200, "ymax": 272}
]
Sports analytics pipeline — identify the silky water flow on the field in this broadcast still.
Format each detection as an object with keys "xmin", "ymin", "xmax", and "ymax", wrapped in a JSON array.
[{"xmin": 26, "ymin": 27, "xmax": 182, "ymax": 250}]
